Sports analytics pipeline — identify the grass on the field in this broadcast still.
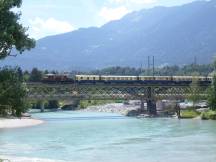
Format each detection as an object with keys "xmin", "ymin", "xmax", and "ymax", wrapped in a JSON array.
[
  {"xmin": 181, "ymin": 108, "xmax": 216, "ymax": 120},
  {"xmin": 201, "ymin": 110, "xmax": 216, "ymax": 120},
  {"xmin": 79, "ymin": 100, "xmax": 124, "ymax": 109},
  {"xmin": 180, "ymin": 109, "xmax": 201, "ymax": 119}
]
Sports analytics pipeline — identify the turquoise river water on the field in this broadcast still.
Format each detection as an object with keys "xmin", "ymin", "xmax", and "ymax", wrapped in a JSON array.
[{"xmin": 0, "ymin": 111, "xmax": 216, "ymax": 162}]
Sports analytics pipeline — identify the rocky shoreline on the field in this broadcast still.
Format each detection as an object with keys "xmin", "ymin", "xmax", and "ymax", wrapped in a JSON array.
[
  {"xmin": 79, "ymin": 103, "xmax": 140, "ymax": 116},
  {"xmin": 79, "ymin": 102, "xmax": 181, "ymax": 118}
]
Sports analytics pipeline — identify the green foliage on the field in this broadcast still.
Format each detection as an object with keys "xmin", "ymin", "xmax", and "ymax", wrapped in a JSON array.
[
  {"xmin": 201, "ymin": 110, "xmax": 216, "ymax": 120},
  {"xmin": 92, "ymin": 66, "xmax": 140, "ymax": 76},
  {"xmin": 180, "ymin": 110, "xmax": 200, "ymax": 119},
  {"xmin": 29, "ymin": 68, "xmax": 43, "ymax": 82},
  {"xmin": 0, "ymin": 0, "xmax": 35, "ymax": 59},
  {"xmin": 32, "ymin": 101, "xmax": 43, "ymax": 109},
  {"xmin": 0, "ymin": 67, "xmax": 28, "ymax": 117},
  {"xmin": 207, "ymin": 75, "xmax": 216, "ymax": 110},
  {"xmin": 46, "ymin": 100, "xmax": 59, "ymax": 109},
  {"xmin": 90, "ymin": 64, "xmax": 213, "ymax": 76},
  {"xmin": 23, "ymin": 70, "xmax": 30, "ymax": 81},
  {"xmin": 79, "ymin": 100, "xmax": 116, "ymax": 109},
  {"xmin": 188, "ymin": 76, "xmax": 202, "ymax": 106}
]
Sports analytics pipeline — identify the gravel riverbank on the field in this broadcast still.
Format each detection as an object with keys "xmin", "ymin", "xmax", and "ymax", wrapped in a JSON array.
[
  {"xmin": 0, "ymin": 118, "xmax": 44, "ymax": 129},
  {"xmin": 0, "ymin": 156, "xmax": 65, "ymax": 162},
  {"xmin": 79, "ymin": 103, "xmax": 140, "ymax": 115}
]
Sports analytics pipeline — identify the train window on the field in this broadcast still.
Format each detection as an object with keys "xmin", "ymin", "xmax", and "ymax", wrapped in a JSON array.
[
  {"xmin": 87, "ymin": 77, "xmax": 89, "ymax": 80},
  {"xmin": 93, "ymin": 77, "xmax": 95, "ymax": 80}
]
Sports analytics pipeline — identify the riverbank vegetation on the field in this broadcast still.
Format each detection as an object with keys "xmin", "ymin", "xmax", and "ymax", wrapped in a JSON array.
[
  {"xmin": 200, "ymin": 75, "xmax": 216, "ymax": 120},
  {"xmin": 0, "ymin": 67, "xmax": 29, "ymax": 117},
  {"xmin": 201, "ymin": 110, "xmax": 216, "ymax": 120},
  {"xmin": 0, "ymin": 0, "xmax": 35, "ymax": 117},
  {"xmin": 180, "ymin": 74, "xmax": 216, "ymax": 120},
  {"xmin": 180, "ymin": 109, "xmax": 201, "ymax": 119}
]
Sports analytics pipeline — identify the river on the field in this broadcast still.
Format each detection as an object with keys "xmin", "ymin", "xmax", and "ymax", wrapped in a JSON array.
[{"xmin": 0, "ymin": 111, "xmax": 216, "ymax": 162}]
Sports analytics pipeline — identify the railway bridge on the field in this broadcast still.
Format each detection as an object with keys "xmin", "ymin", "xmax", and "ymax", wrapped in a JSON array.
[{"xmin": 27, "ymin": 80, "xmax": 210, "ymax": 115}]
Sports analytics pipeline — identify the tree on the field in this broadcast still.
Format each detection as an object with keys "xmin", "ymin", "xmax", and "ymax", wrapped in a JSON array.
[
  {"xmin": 0, "ymin": 0, "xmax": 35, "ymax": 59},
  {"xmin": 208, "ymin": 75, "xmax": 216, "ymax": 111},
  {"xmin": 189, "ymin": 76, "xmax": 201, "ymax": 108},
  {"xmin": 29, "ymin": 68, "xmax": 43, "ymax": 82},
  {"xmin": 0, "ymin": 67, "xmax": 28, "ymax": 117},
  {"xmin": 47, "ymin": 100, "xmax": 60, "ymax": 109}
]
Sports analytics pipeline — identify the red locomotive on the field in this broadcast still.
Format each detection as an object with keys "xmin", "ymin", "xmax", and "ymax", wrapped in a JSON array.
[{"xmin": 42, "ymin": 74, "xmax": 74, "ymax": 83}]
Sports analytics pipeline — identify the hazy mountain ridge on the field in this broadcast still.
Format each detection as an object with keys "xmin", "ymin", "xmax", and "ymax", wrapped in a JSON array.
[{"xmin": 2, "ymin": 0, "xmax": 216, "ymax": 70}]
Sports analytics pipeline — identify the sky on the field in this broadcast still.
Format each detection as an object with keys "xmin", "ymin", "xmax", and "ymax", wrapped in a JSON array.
[{"xmin": 18, "ymin": 0, "xmax": 201, "ymax": 39}]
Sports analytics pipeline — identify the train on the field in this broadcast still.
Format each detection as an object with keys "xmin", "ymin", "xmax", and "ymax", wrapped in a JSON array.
[
  {"xmin": 42, "ymin": 74, "xmax": 212, "ymax": 85},
  {"xmin": 42, "ymin": 74, "xmax": 74, "ymax": 83}
]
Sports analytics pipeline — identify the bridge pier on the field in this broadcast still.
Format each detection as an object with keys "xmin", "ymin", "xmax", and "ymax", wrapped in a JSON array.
[
  {"xmin": 176, "ymin": 103, "xmax": 181, "ymax": 119},
  {"xmin": 147, "ymin": 99, "xmax": 157, "ymax": 116},
  {"xmin": 140, "ymin": 99, "xmax": 145, "ymax": 112},
  {"xmin": 146, "ymin": 87, "xmax": 157, "ymax": 116},
  {"xmin": 40, "ymin": 101, "xmax": 45, "ymax": 112}
]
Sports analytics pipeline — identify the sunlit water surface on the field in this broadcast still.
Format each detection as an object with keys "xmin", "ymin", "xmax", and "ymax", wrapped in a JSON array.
[{"xmin": 0, "ymin": 111, "xmax": 216, "ymax": 162}]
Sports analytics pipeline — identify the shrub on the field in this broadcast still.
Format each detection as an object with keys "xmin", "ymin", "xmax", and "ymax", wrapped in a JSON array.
[
  {"xmin": 181, "ymin": 110, "xmax": 200, "ymax": 119},
  {"xmin": 201, "ymin": 111, "xmax": 216, "ymax": 120}
]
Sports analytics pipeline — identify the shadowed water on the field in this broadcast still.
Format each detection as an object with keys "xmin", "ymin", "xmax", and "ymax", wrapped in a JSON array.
[{"xmin": 0, "ymin": 111, "xmax": 216, "ymax": 162}]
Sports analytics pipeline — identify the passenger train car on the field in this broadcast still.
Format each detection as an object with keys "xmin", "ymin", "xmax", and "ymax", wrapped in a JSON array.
[
  {"xmin": 75, "ymin": 75, "xmax": 212, "ymax": 85},
  {"xmin": 42, "ymin": 74, "xmax": 212, "ymax": 85}
]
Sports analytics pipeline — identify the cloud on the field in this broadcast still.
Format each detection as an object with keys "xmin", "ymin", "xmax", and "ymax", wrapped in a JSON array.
[
  {"xmin": 99, "ymin": 6, "xmax": 129, "ymax": 22},
  {"xmin": 29, "ymin": 17, "xmax": 74, "ymax": 39},
  {"xmin": 110, "ymin": 0, "xmax": 156, "ymax": 5}
]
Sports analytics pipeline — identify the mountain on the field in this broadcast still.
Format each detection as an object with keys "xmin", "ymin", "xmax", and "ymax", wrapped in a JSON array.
[{"xmin": 1, "ymin": 0, "xmax": 216, "ymax": 71}]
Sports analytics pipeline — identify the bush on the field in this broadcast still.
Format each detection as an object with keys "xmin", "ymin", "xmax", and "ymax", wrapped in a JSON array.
[
  {"xmin": 201, "ymin": 112, "xmax": 208, "ymax": 120},
  {"xmin": 201, "ymin": 111, "xmax": 216, "ymax": 120},
  {"xmin": 181, "ymin": 110, "xmax": 200, "ymax": 119}
]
